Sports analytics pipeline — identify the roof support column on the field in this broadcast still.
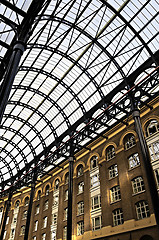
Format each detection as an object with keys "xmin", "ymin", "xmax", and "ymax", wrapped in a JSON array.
[
  {"xmin": 67, "ymin": 141, "xmax": 74, "ymax": 240},
  {"xmin": 132, "ymin": 109, "xmax": 159, "ymax": 225},
  {"xmin": 0, "ymin": 191, "xmax": 12, "ymax": 240},
  {"xmin": 0, "ymin": 41, "xmax": 25, "ymax": 124},
  {"xmin": 24, "ymin": 173, "xmax": 37, "ymax": 240}
]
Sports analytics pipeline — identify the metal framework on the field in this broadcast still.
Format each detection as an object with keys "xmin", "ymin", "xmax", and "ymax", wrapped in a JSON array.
[{"xmin": 0, "ymin": 0, "xmax": 158, "ymax": 195}]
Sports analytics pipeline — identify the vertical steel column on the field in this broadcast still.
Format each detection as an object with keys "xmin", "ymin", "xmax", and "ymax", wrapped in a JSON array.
[
  {"xmin": 0, "ymin": 41, "xmax": 25, "ymax": 124},
  {"xmin": 0, "ymin": 191, "xmax": 12, "ymax": 240},
  {"xmin": 67, "ymin": 156, "xmax": 74, "ymax": 240},
  {"xmin": 132, "ymin": 109, "xmax": 159, "ymax": 225},
  {"xmin": 24, "ymin": 174, "xmax": 36, "ymax": 240}
]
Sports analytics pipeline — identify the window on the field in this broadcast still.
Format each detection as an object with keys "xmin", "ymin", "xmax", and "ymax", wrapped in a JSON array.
[
  {"xmin": 43, "ymin": 217, "xmax": 47, "ymax": 228},
  {"xmin": 42, "ymin": 233, "xmax": 46, "ymax": 240},
  {"xmin": 33, "ymin": 237, "xmax": 36, "ymax": 240},
  {"xmin": 109, "ymin": 164, "xmax": 118, "ymax": 179},
  {"xmin": 20, "ymin": 225, "xmax": 25, "ymax": 235},
  {"xmin": 15, "ymin": 200, "xmax": 20, "ymax": 208},
  {"xmin": 63, "ymin": 226, "xmax": 67, "ymax": 240},
  {"xmin": 91, "ymin": 195, "xmax": 101, "ymax": 210},
  {"xmin": 11, "ymin": 229, "xmax": 15, "ymax": 238},
  {"xmin": 25, "ymin": 197, "xmax": 29, "ymax": 206},
  {"xmin": 90, "ymin": 156, "xmax": 98, "ymax": 169},
  {"xmin": 44, "ymin": 200, "xmax": 49, "ymax": 210},
  {"xmin": 23, "ymin": 210, "xmax": 27, "ymax": 219},
  {"xmin": 128, "ymin": 153, "xmax": 140, "ymax": 169},
  {"xmin": 106, "ymin": 146, "xmax": 115, "ymax": 160},
  {"xmin": 64, "ymin": 208, "xmax": 68, "ymax": 221},
  {"xmin": 65, "ymin": 172, "xmax": 69, "ymax": 184},
  {"xmin": 3, "ymin": 230, "xmax": 6, "ymax": 239},
  {"xmin": 77, "ymin": 201, "xmax": 84, "ymax": 215},
  {"xmin": 154, "ymin": 169, "xmax": 159, "ymax": 186},
  {"xmin": 34, "ymin": 220, "xmax": 38, "ymax": 231},
  {"xmin": 77, "ymin": 165, "xmax": 83, "ymax": 176},
  {"xmin": 53, "ymin": 213, "xmax": 57, "ymax": 225},
  {"xmin": 37, "ymin": 191, "xmax": 41, "ymax": 200},
  {"xmin": 53, "ymin": 195, "xmax": 59, "ymax": 206},
  {"xmin": 135, "ymin": 201, "xmax": 150, "ymax": 220},
  {"xmin": 0, "ymin": 207, "xmax": 3, "ymax": 223},
  {"xmin": 124, "ymin": 134, "xmax": 136, "ymax": 150},
  {"xmin": 92, "ymin": 216, "xmax": 102, "ymax": 231},
  {"xmin": 6, "ymin": 216, "xmax": 9, "ymax": 224},
  {"xmin": 148, "ymin": 141, "xmax": 159, "ymax": 161},
  {"xmin": 55, "ymin": 179, "xmax": 59, "ymax": 190},
  {"xmin": 13, "ymin": 216, "xmax": 17, "ymax": 223},
  {"xmin": 35, "ymin": 205, "xmax": 40, "ymax": 214},
  {"xmin": 110, "ymin": 186, "xmax": 121, "ymax": 203},
  {"xmin": 45, "ymin": 185, "xmax": 49, "ymax": 196},
  {"xmin": 146, "ymin": 119, "xmax": 159, "ymax": 137},
  {"xmin": 77, "ymin": 221, "xmax": 84, "ymax": 236},
  {"xmin": 78, "ymin": 182, "xmax": 84, "ymax": 194},
  {"xmin": 112, "ymin": 209, "xmax": 124, "ymax": 226},
  {"xmin": 51, "ymin": 231, "xmax": 56, "ymax": 240},
  {"xmin": 90, "ymin": 173, "xmax": 100, "ymax": 188},
  {"xmin": 65, "ymin": 190, "xmax": 68, "ymax": 200},
  {"xmin": 132, "ymin": 176, "xmax": 145, "ymax": 194}
]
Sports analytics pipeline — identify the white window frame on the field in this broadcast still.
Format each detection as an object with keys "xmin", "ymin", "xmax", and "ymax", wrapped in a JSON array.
[
  {"xmin": 109, "ymin": 164, "xmax": 118, "ymax": 179},
  {"xmin": 78, "ymin": 182, "xmax": 84, "ymax": 194},
  {"xmin": 112, "ymin": 209, "xmax": 124, "ymax": 226},
  {"xmin": 125, "ymin": 135, "xmax": 136, "ymax": 150},
  {"xmin": 92, "ymin": 216, "xmax": 102, "ymax": 231},
  {"xmin": 43, "ymin": 216, "xmax": 47, "ymax": 228},
  {"xmin": 77, "ymin": 201, "xmax": 84, "ymax": 215},
  {"xmin": 65, "ymin": 190, "xmax": 68, "ymax": 200},
  {"xmin": 34, "ymin": 220, "xmax": 38, "ymax": 231},
  {"xmin": 90, "ymin": 173, "xmax": 100, "ymax": 188},
  {"xmin": 148, "ymin": 141, "xmax": 159, "ymax": 162},
  {"xmin": 42, "ymin": 233, "xmax": 46, "ymax": 240},
  {"xmin": 132, "ymin": 176, "xmax": 145, "ymax": 194},
  {"xmin": 35, "ymin": 205, "xmax": 40, "ymax": 214},
  {"xmin": 110, "ymin": 186, "xmax": 121, "ymax": 203},
  {"xmin": 44, "ymin": 200, "xmax": 49, "ymax": 210},
  {"xmin": 90, "ymin": 156, "xmax": 98, "ymax": 169},
  {"xmin": 64, "ymin": 208, "xmax": 68, "ymax": 221},
  {"xmin": 106, "ymin": 146, "xmax": 115, "ymax": 160},
  {"xmin": 23, "ymin": 210, "xmax": 27, "ymax": 219},
  {"xmin": 63, "ymin": 226, "xmax": 67, "ymax": 240},
  {"xmin": 77, "ymin": 165, "xmax": 83, "ymax": 177},
  {"xmin": 91, "ymin": 195, "xmax": 101, "ymax": 210},
  {"xmin": 53, "ymin": 213, "xmax": 57, "ymax": 225},
  {"xmin": 128, "ymin": 153, "xmax": 140, "ymax": 169},
  {"xmin": 135, "ymin": 201, "xmax": 150, "ymax": 220},
  {"xmin": 20, "ymin": 226, "xmax": 25, "ymax": 235},
  {"xmin": 77, "ymin": 221, "xmax": 84, "ymax": 236}
]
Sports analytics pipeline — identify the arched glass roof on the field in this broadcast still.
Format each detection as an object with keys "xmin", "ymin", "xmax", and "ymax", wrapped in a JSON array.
[{"xmin": 0, "ymin": 0, "xmax": 159, "ymax": 193}]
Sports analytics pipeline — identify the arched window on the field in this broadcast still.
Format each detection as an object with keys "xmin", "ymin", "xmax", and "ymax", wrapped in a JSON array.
[
  {"xmin": 146, "ymin": 119, "xmax": 159, "ymax": 137},
  {"xmin": 15, "ymin": 200, "xmax": 20, "ymax": 208},
  {"xmin": 140, "ymin": 235, "xmax": 153, "ymax": 240},
  {"xmin": 77, "ymin": 165, "xmax": 83, "ymax": 177},
  {"xmin": 37, "ymin": 191, "xmax": 41, "ymax": 201},
  {"xmin": 90, "ymin": 156, "xmax": 98, "ymax": 169},
  {"xmin": 106, "ymin": 146, "xmax": 115, "ymax": 160},
  {"xmin": 124, "ymin": 134, "xmax": 136, "ymax": 150},
  {"xmin": 55, "ymin": 179, "xmax": 60, "ymax": 190},
  {"xmin": 45, "ymin": 185, "xmax": 49, "ymax": 196},
  {"xmin": 24, "ymin": 197, "xmax": 29, "ymax": 206},
  {"xmin": 65, "ymin": 173, "xmax": 69, "ymax": 184}
]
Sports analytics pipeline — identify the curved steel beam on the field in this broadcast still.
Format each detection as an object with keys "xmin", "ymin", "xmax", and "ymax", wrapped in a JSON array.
[
  {"xmin": 3, "ymin": 112, "xmax": 46, "ymax": 153},
  {"xmin": 12, "ymin": 84, "xmax": 70, "ymax": 130},
  {"xmin": 1, "ymin": 126, "xmax": 36, "ymax": 157}
]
